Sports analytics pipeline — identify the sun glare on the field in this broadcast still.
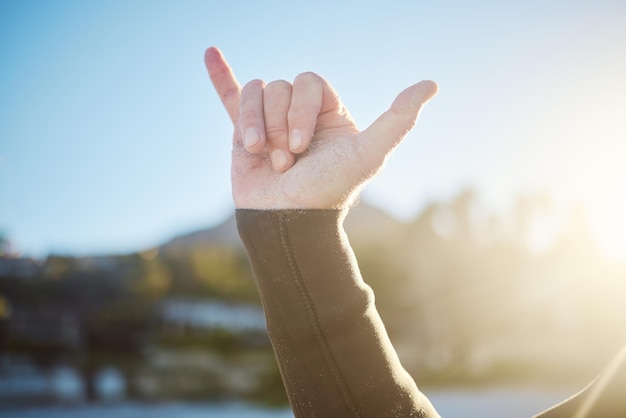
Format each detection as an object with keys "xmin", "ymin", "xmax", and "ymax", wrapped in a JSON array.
[
  {"xmin": 588, "ymin": 168, "xmax": 626, "ymax": 262},
  {"xmin": 562, "ymin": 87, "xmax": 626, "ymax": 263}
]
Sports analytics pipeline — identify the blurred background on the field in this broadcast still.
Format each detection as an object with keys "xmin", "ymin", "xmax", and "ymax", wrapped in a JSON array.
[{"xmin": 1, "ymin": 0, "xmax": 625, "ymax": 416}]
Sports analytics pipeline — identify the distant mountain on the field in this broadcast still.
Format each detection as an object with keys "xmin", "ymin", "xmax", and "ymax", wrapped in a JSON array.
[
  {"xmin": 162, "ymin": 213, "xmax": 241, "ymax": 254},
  {"xmin": 160, "ymin": 202, "xmax": 408, "ymax": 254},
  {"xmin": 343, "ymin": 202, "xmax": 409, "ymax": 247}
]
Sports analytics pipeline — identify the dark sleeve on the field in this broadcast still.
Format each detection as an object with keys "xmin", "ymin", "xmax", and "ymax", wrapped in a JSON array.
[
  {"xmin": 533, "ymin": 346, "xmax": 626, "ymax": 418},
  {"xmin": 236, "ymin": 209, "xmax": 440, "ymax": 418}
]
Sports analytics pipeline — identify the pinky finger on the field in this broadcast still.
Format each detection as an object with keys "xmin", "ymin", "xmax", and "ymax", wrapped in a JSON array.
[{"xmin": 205, "ymin": 47, "xmax": 241, "ymax": 124}]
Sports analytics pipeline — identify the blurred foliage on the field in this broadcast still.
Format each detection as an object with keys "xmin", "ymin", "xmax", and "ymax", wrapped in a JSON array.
[
  {"xmin": 157, "ymin": 245, "xmax": 259, "ymax": 303},
  {"xmin": 1, "ymin": 188, "xmax": 625, "ymax": 404},
  {"xmin": 134, "ymin": 257, "xmax": 172, "ymax": 297},
  {"xmin": 187, "ymin": 245, "xmax": 258, "ymax": 301}
]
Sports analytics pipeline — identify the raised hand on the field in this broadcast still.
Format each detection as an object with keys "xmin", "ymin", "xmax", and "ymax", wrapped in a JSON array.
[{"xmin": 204, "ymin": 46, "xmax": 437, "ymax": 210}]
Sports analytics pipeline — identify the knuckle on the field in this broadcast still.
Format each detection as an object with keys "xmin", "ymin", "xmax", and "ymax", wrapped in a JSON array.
[
  {"xmin": 263, "ymin": 80, "xmax": 292, "ymax": 104},
  {"xmin": 221, "ymin": 87, "xmax": 239, "ymax": 102},
  {"xmin": 263, "ymin": 80, "xmax": 292, "ymax": 107},
  {"xmin": 241, "ymin": 80, "xmax": 262, "ymax": 96},
  {"xmin": 265, "ymin": 79, "xmax": 292, "ymax": 93},
  {"xmin": 242, "ymin": 79, "xmax": 265, "ymax": 91},
  {"xmin": 265, "ymin": 124, "xmax": 289, "ymax": 137},
  {"xmin": 240, "ymin": 80, "xmax": 264, "ymax": 107},
  {"xmin": 239, "ymin": 109, "xmax": 260, "ymax": 125},
  {"xmin": 294, "ymin": 71, "xmax": 321, "ymax": 85}
]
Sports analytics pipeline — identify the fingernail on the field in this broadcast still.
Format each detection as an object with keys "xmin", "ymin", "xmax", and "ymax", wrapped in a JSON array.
[
  {"xmin": 244, "ymin": 128, "xmax": 261, "ymax": 149},
  {"xmin": 271, "ymin": 149, "xmax": 288, "ymax": 171},
  {"xmin": 289, "ymin": 129, "xmax": 303, "ymax": 151}
]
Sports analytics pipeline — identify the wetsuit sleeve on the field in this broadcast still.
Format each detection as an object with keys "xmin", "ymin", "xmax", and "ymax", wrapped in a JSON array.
[
  {"xmin": 533, "ymin": 346, "xmax": 626, "ymax": 418},
  {"xmin": 236, "ymin": 209, "xmax": 440, "ymax": 418}
]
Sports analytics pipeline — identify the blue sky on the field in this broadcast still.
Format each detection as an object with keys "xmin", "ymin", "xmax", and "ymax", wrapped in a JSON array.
[{"xmin": 1, "ymin": 1, "xmax": 625, "ymax": 258}]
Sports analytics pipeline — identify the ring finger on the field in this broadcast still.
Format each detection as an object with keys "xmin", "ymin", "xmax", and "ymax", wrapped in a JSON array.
[{"xmin": 263, "ymin": 80, "xmax": 294, "ymax": 172}]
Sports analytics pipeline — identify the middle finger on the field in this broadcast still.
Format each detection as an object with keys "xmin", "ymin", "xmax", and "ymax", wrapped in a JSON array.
[{"xmin": 263, "ymin": 80, "xmax": 294, "ymax": 172}]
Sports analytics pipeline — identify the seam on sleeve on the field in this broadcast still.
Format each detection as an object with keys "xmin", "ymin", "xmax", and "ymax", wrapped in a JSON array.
[
  {"xmin": 278, "ymin": 212, "xmax": 361, "ymax": 417},
  {"xmin": 243, "ymin": 227, "xmax": 304, "ymax": 418}
]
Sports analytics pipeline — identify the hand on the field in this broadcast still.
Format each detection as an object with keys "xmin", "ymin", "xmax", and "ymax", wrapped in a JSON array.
[{"xmin": 204, "ymin": 47, "xmax": 438, "ymax": 210}]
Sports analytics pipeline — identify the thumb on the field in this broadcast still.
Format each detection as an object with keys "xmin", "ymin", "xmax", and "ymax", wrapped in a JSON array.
[{"xmin": 359, "ymin": 80, "xmax": 438, "ymax": 164}]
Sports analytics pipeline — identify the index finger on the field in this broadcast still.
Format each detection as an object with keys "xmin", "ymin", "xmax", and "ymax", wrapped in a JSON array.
[{"xmin": 204, "ymin": 47, "xmax": 241, "ymax": 124}]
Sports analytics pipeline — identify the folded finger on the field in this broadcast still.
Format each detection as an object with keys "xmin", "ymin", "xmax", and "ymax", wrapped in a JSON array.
[
  {"xmin": 264, "ymin": 80, "xmax": 294, "ymax": 172},
  {"xmin": 239, "ymin": 79, "xmax": 266, "ymax": 152},
  {"xmin": 287, "ymin": 72, "xmax": 324, "ymax": 153}
]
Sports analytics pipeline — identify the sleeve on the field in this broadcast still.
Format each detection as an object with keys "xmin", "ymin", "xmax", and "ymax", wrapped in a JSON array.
[
  {"xmin": 236, "ymin": 209, "xmax": 440, "ymax": 418},
  {"xmin": 533, "ymin": 345, "xmax": 626, "ymax": 418}
]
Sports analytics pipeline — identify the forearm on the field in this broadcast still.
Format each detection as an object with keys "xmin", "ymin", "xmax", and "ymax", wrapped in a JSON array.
[{"xmin": 237, "ymin": 209, "xmax": 440, "ymax": 418}]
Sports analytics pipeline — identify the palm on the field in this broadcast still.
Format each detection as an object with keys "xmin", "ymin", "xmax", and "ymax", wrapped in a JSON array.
[{"xmin": 232, "ymin": 122, "xmax": 362, "ymax": 209}]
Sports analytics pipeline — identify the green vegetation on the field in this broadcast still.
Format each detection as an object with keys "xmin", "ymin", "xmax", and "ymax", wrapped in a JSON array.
[{"xmin": 1, "ymin": 189, "xmax": 625, "ymax": 403}]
